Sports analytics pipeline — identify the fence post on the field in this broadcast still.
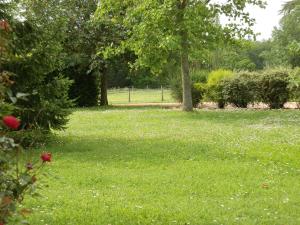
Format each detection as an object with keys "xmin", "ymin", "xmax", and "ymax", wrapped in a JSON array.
[
  {"xmin": 128, "ymin": 87, "xmax": 131, "ymax": 102},
  {"xmin": 161, "ymin": 85, "xmax": 164, "ymax": 102}
]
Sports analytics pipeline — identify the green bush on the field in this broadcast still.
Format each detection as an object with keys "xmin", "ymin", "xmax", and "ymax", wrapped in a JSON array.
[
  {"xmin": 190, "ymin": 69, "xmax": 209, "ymax": 83},
  {"xmin": 170, "ymin": 75, "xmax": 205, "ymax": 107},
  {"xmin": 15, "ymin": 75, "xmax": 74, "ymax": 130},
  {"xmin": 222, "ymin": 72, "xmax": 260, "ymax": 108},
  {"xmin": 5, "ymin": 129, "xmax": 52, "ymax": 148},
  {"xmin": 235, "ymin": 59, "xmax": 256, "ymax": 71},
  {"xmin": 259, "ymin": 68, "xmax": 291, "ymax": 109},
  {"xmin": 192, "ymin": 83, "xmax": 206, "ymax": 107},
  {"xmin": 206, "ymin": 69, "xmax": 234, "ymax": 108},
  {"xmin": 289, "ymin": 68, "xmax": 300, "ymax": 106},
  {"xmin": 1, "ymin": 5, "xmax": 74, "ymax": 131}
]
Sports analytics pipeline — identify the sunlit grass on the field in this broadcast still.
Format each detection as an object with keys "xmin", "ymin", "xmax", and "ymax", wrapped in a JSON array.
[
  {"xmin": 25, "ymin": 108, "xmax": 300, "ymax": 225},
  {"xmin": 108, "ymin": 88, "xmax": 175, "ymax": 104}
]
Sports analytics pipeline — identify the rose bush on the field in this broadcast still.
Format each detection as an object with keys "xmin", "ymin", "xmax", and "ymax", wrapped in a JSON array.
[
  {"xmin": 0, "ymin": 115, "xmax": 52, "ymax": 225},
  {"xmin": 1, "ymin": 73, "xmax": 52, "ymax": 224}
]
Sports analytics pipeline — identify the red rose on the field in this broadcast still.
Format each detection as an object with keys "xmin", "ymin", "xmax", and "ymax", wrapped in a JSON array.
[
  {"xmin": 41, "ymin": 152, "xmax": 52, "ymax": 162},
  {"xmin": 2, "ymin": 115, "xmax": 20, "ymax": 130}
]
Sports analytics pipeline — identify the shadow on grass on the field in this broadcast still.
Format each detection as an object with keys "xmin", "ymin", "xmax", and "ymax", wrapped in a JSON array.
[
  {"xmin": 45, "ymin": 134, "xmax": 280, "ymax": 168},
  {"xmin": 43, "ymin": 133, "xmax": 300, "ymax": 173},
  {"xmin": 47, "ymin": 136, "xmax": 211, "ymax": 164}
]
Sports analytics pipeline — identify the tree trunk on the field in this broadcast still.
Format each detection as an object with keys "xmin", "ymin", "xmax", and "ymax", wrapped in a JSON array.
[
  {"xmin": 178, "ymin": 0, "xmax": 193, "ymax": 111},
  {"xmin": 100, "ymin": 68, "xmax": 108, "ymax": 106},
  {"xmin": 180, "ymin": 33, "xmax": 193, "ymax": 111}
]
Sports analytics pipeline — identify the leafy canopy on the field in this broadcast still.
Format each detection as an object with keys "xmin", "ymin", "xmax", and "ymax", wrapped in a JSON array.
[{"xmin": 97, "ymin": 0, "xmax": 265, "ymax": 74}]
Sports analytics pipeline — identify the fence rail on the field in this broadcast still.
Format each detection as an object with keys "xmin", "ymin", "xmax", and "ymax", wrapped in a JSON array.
[{"xmin": 108, "ymin": 87, "xmax": 174, "ymax": 104}]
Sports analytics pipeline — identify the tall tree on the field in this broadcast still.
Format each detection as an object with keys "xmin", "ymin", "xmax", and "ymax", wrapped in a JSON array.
[
  {"xmin": 263, "ymin": 0, "xmax": 300, "ymax": 68},
  {"xmin": 55, "ymin": 0, "xmax": 128, "ymax": 106},
  {"xmin": 207, "ymin": 41, "xmax": 267, "ymax": 71},
  {"xmin": 1, "ymin": 0, "xmax": 74, "ymax": 130},
  {"xmin": 60, "ymin": 0, "xmax": 102, "ymax": 106},
  {"xmin": 281, "ymin": 0, "xmax": 300, "ymax": 14},
  {"xmin": 97, "ymin": 0, "xmax": 265, "ymax": 111}
]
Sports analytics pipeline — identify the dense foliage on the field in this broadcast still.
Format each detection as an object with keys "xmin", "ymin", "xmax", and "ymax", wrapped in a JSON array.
[
  {"xmin": 289, "ymin": 68, "xmax": 300, "ymax": 106},
  {"xmin": 202, "ymin": 68, "xmax": 296, "ymax": 109},
  {"xmin": 259, "ymin": 68, "xmax": 291, "ymax": 109},
  {"xmin": 222, "ymin": 72, "xmax": 259, "ymax": 108},
  {"xmin": 171, "ymin": 68, "xmax": 299, "ymax": 109},
  {"xmin": 64, "ymin": 64, "xmax": 99, "ymax": 107},
  {"xmin": 1, "ymin": 1, "xmax": 73, "ymax": 131},
  {"xmin": 206, "ymin": 70, "xmax": 234, "ymax": 108}
]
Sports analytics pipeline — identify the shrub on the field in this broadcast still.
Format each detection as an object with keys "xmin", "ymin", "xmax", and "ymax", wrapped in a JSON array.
[
  {"xmin": 190, "ymin": 69, "xmax": 209, "ymax": 83},
  {"xmin": 192, "ymin": 83, "xmax": 206, "ymax": 107},
  {"xmin": 289, "ymin": 68, "xmax": 300, "ymax": 107},
  {"xmin": 15, "ymin": 75, "xmax": 74, "ymax": 130},
  {"xmin": 0, "ymin": 117, "xmax": 52, "ymax": 225},
  {"xmin": 0, "ymin": 75, "xmax": 52, "ymax": 224},
  {"xmin": 170, "ymin": 74, "xmax": 205, "ymax": 107},
  {"xmin": 259, "ymin": 68, "xmax": 291, "ymax": 109},
  {"xmin": 206, "ymin": 69, "xmax": 234, "ymax": 108},
  {"xmin": 222, "ymin": 71, "xmax": 260, "ymax": 108},
  {"xmin": 5, "ymin": 129, "xmax": 51, "ymax": 148},
  {"xmin": 235, "ymin": 59, "xmax": 256, "ymax": 71},
  {"xmin": 2, "ymin": 8, "xmax": 73, "ymax": 131}
]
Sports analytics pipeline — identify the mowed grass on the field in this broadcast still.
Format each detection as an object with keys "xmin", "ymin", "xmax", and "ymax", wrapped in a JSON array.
[
  {"xmin": 108, "ymin": 88, "xmax": 175, "ymax": 104},
  {"xmin": 25, "ymin": 108, "xmax": 300, "ymax": 225}
]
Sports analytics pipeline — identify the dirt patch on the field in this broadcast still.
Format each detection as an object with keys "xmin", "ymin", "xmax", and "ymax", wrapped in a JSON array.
[
  {"xmin": 113, "ymin": 103, "xmax": 181, "ymax": 108},
  {"xmin": 199, "ymin": 102, "xmax": 299, "ymax": 109}
]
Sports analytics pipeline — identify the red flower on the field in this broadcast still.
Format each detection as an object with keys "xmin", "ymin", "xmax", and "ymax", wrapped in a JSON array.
[
  {"xmin": 41, "ymin": 152, "xmax": 52, "ymax": 162},
  {"xmin": 2, "ymin": 115, "xmax": 20, "ymax": 130},
  {"xmin": 0, "ymin": 222, "xmax": 5, "ymax": 225}
]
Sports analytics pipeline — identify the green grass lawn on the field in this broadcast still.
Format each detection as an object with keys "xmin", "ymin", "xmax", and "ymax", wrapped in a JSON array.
[
  {"xmin": 108, "ymin": 88, "xmax": 175, "ymax": 104},
  {"xmin": 25, "ymin": 108, "xmax": 300, "ymax": 225}
]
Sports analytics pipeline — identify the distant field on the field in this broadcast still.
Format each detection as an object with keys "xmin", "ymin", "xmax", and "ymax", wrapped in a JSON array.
[{"xmin": 108, "ymin": 88, "xmax": 175, "ymax": 104}]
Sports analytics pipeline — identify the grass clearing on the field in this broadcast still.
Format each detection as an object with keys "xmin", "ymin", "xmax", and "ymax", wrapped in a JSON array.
[
  {"xmin": 108, "ymin": 88, "xmax": 175, "ymax": 104},
  {"xmin": 26, "ymin": 108, "xmax": 300, "ymax": 225}
]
